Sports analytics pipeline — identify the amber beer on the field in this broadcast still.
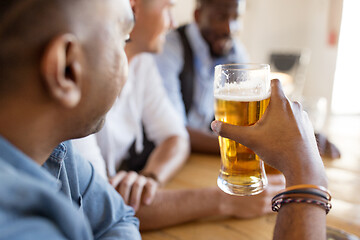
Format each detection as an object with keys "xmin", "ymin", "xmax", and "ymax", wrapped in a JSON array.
[
  {"xmin": 214, "ymin": 63, "xmax": 271, "ymax": 196},
  {"xmin": 215, "ymin": 90, "xmax": 270, "ymax": 195}
]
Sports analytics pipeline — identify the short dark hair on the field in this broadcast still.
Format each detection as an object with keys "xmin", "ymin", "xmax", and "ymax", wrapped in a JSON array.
[
  {"xmin": 0, "ymin": 0, "xmax": 82, "ymax": 96},
  {"xmin": 196, "ymin": 0, "xmax": 243, "ymax": 9},
  {"xmin": 196, "ymin": 0, "xmax": 214, "ymax": 8}
]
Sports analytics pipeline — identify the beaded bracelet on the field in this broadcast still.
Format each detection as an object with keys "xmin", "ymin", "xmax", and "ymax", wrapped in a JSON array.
[
  {"xmin": 273, "ymin": 192, "xmax": 328, "ymax": 203},
  {"xmin": 271, "ymin": 184, "xmax": 332, "ymax": 214},
  {"xmin": 272, "ymin": 197, "xmax": 332, "ymax": 214}
]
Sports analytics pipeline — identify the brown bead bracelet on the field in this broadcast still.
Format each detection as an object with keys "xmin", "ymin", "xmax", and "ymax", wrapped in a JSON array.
[{"xmin": 271, "ymin": 184, "xmax": 332, "ymax": 214}]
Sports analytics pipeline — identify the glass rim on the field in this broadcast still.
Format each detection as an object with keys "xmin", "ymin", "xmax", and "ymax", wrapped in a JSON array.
[{"xmin": 215, "ymin": 63, "xmax": 270, "ymax": 71}]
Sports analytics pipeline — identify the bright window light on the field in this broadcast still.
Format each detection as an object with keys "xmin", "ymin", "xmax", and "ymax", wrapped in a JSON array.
[{"xmin": 332, "ymin": 0, "xmax": 360, "ymax": 115}]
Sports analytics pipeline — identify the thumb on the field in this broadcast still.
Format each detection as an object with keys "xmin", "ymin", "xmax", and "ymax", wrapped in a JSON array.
[{"xmin": 211, "ymin": 120, "xmax": 254, "ymax": 147}]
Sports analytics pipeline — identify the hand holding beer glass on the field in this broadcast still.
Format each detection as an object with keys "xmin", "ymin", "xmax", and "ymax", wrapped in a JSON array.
[{"xmin": 214, "ymin": 64, "xmax": 271, "ymax": 196}]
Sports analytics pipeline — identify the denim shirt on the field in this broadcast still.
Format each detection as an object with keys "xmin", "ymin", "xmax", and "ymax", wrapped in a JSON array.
[
  {"xmin": 155, "ymin": 22, "xmax": 249, "ymax": 131},
  {"xmin": 0, "ymin": 136, "xmax": 141, "ymax": 240}
]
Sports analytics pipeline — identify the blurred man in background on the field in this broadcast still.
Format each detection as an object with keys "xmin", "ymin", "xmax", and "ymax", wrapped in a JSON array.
[
  {"xmin": 155, "ymin": 0, "xmax": 340, "ymax": 159},
  {"xmin": 155, "ymin": 0, "xmax": 248, "ymax": 153}
]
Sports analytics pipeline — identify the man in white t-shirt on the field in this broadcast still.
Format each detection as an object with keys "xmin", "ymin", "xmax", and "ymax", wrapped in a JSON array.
[
  {"xmin": 73, "ymin": 0, "xmax": 285, "ymax": 230},
  {"xmin": 73, "ymin": 0, "xmax": 190, "ymax": 211},
  {"xmin": 94, "ymin": 53, "xmax": 188, "ymax": 179}
]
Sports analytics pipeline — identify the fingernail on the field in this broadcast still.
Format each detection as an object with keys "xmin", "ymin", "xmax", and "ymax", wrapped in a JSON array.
[
  {"xmin": 131, "ymin": 203, "xmax": 138, "ymax": 211},
  {"xmin": 144, "ymin": 197, "xmax": 151, "ymax": 205},
  {"xmin": 211, "ymin": 121, "xmax": 220, "ymax": 134},
  {"xmin": 271, "ymin": 79, "xmax": 280, "ymax": 86}
]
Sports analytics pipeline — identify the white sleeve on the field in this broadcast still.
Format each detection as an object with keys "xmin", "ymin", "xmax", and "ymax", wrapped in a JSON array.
[
  {"xmin": 139, "ymin": 54, "xmax": 189, "ymax": 146},
  {"xmin": 71, "ymin": 135, "xmax": 107, "ymax": 179},
  {"xmin": 154, "ymin": 31, "xmax": 188, "ymax": 125}
]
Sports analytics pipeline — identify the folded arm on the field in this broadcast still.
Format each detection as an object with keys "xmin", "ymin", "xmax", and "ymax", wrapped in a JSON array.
[
  {"xmin": 136, "ymin": 174, "xmax": 285, "ymax": 231},
  {"xmin": 187, "ymin": 127, "xmax": 220, "ymax": 154}
]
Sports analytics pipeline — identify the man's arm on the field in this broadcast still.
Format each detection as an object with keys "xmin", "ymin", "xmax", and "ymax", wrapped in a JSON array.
[
  {"xmin": 136, "ymin": 174, "xmax": 285, "ymax": 231},
  {"xmin": 142, "ymin": 135, "xmax": 190, "ymax": 184},
  {"xmin": 71, "ymin": 145, "xmax": 141, "ymax": 240},
  {"xmin": 137, "ymin": 188, "xmax": 220, "ymax": 230},
  {"xmin": 273, "ymin": 196, "xmax": 326, "ymax": 239},
  {"xmin": 272, "ymin": 151, "xmax": 327, "ymax": 239},
  {"xmin": 212, "ymin": 79, "xmax": 328, "ymax": 240},
  {"xmin": 110, "ymin": 54, "xmax": 190, "ymax": 212},
  {"xmin": 141, "ymin": 54, "xmax": 190, "ymax": 182},
  {"xmin": 187, "ymin": 127, "xmax": 220, "ymax": 154}
]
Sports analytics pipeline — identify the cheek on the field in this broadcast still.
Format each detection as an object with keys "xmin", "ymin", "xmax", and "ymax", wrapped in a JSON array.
[
  {"xmin": 98, "ymin": 45, "xmax": 127, "ymax": 113},
  {"xmin": 151, "ymin": 12, "xmax": 168, "ymax": 40},
  {"xmin": 160, "ymin": 10, "xmax": 170, "ymax": 33},
  {"xmin": 116, "ymin": 50, "xmax": 128, "ymax": 96}
]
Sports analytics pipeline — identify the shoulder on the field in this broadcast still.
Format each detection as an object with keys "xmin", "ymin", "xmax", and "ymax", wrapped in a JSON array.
[
  {"xmin": 159, "ymin": 28, "xmax": 184, "ymax": 57},
  {"xmin": 0, "ymin": 161, "xmax": 41, "ymax": 220},
  {"xmin": 0, "ymin": 158, "xmax": 92, "ymax": 239},
  {"xmin": 72, "ymin": 135, "xmax": 99, "ymax": 153},
  {"xmin": 130, "ymin": 53, "xmax": 162, "ymax": 83},
  {"xmin": 129, "ymin": 53, "xmax": 157, "ymax": 77},
  {"xmin": 131, "ymin": 53, "xmax": 156, "ymax": 67},
  {"xmin": 165, "ymin": 27, "xmax": 182, "ymax": 43},
  {"xmin": 0, "ymin": 159, "xmax": 44, "ymax": 195}
]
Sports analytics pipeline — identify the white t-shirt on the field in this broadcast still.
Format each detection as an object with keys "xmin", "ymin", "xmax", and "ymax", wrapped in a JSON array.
[{"xmin": 72, "ymin": 53, "xmax": 188, "ymax": 178}]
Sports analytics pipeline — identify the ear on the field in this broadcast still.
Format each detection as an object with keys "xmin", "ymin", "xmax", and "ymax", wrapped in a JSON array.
[
  {"xmin": 129, "ymin": 0, "xmax": 137, "ymax": 17},
  {"xmin": 41, "ymin": 34, "xmax": 82, "ymax": 108},
  {"xmin": 194, "ymin": 8, "xmax": 201, "ymax": 24}
]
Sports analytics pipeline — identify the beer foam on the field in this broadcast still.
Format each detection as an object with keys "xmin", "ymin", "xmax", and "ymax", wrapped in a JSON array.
[{"xmin": 215, "ymin": 84, "xmax": 270, "ymax": 102}]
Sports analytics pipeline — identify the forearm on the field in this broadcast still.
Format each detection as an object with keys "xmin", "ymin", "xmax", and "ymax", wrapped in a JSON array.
[
  {"xmin": 274, "ymin": 203, "xmax": 326, "ymax": 240},
  {"xmin": 136, "ymin": 188, "xmax": 221, "ymax": 231},
  {"xmin": 274, "ymin": 156, "xmax": 328, "ymax": 240},
  {"xmin": 187, "ymin": 127, "xmax": 220, "ymax": 154},
  {"xmin": 142, "ymin": 135, "xmax": 190, "ymax": 184}
]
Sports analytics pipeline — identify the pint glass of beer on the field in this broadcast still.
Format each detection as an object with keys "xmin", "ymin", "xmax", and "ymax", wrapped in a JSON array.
[{"xmin": 214, "ymin": 64, "xmax": 271, "ymax": 196}]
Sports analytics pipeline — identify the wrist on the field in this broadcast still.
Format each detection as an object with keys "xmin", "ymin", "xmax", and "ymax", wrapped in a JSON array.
[
  {"xmin": 285, "ymin": 175, "xmax": 328, "ymax": 188},
  {"xmin": 216, "ymin": 188, "xmax": 234, "ymax": 217},
  {"xmin": 279, "ymin": 144, "xmax": 328, "ymax": 187},
  {"xmin": 140, "ymin": 171, "xmax": 161, "ymax": 185},
  {"xmin": 282, "ymin": 158, "xmax": 328, "ymax": 188},
  {"xmin": 204, "ymin": 187, "xmax": 225, "ymax": 216}
]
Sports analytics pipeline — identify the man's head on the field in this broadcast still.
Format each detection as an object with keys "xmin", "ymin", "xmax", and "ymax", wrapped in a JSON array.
[
  {"xmin": 195, "ymin": 0, "xmax": 245, "ymax": 57},
  {"xmin": 128, "ymin": 0, "xmax": 175, "ymax": 54},
  {"xmin": 0, "ymin": 0, "xmax": 134, "ymax": 141}
]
